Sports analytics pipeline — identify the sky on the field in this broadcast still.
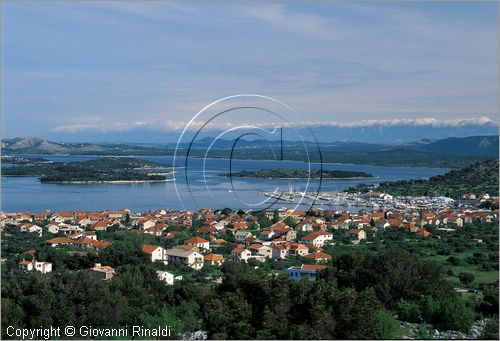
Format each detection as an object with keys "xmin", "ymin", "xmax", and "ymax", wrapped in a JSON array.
[{"xmin": 1, "ymin": 1, "xmax": 499, "ymax": 140}]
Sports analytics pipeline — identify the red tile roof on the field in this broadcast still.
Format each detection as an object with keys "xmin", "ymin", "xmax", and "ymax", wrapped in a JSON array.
[
  {"xmin": 185, "ymin": 237, "xmax": 209, "ymax": 244},
  {"xmin": 304, "ymin": 251, "xmax": 332, "ymax": 260},
  {"xmin": 142, "ymin": 245, "xmax": 160, "ymax": 254},
  {"xmin": 204, "ymin": 254, "xmax": 224, "ymax": 261},
  {"xmin": 301, "ymin": 264, "xmax": 327, "ymax": 271}
]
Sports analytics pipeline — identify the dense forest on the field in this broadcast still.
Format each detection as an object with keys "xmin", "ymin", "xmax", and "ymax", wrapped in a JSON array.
[
  {"xmin": 219, "ymin": 168, "xmax": 375, "ymax": 179},
  {"xmin": 348, "ymin": 160, "xmax": 499, "ymax": 198},
  {"xmin": 1, "ymin": 157, "xmax": 171, "ymax": 182}
]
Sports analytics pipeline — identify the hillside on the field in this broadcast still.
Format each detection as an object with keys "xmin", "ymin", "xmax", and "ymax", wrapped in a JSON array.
[
  {"xmin": 2, "ymin": 135, "xmax": 497, "ymax": 168},
  {"xmin": 406, "ymin": 135, "xmax": 499, "ymax": 157},
  {"xmin": 349, "ymin": 160, "xmax": 499, "ymax": 198},
  {"xmin": 2, "ymin": 157, "xmax": 172, "ymax": 183}
]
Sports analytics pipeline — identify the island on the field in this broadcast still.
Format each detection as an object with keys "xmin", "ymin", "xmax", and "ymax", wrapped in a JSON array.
[
  {"xmin": 1, "ymin": 157, "xmax": 174, "ymax": 183},
  {"xmin": 218, "ymin": 168, "xmax": 376, "ymax": 179}
]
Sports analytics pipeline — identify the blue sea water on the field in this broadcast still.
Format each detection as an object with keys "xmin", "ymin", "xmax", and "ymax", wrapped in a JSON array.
[{"xmin": 1, "ymin": 155, "xmax": 449, "ymax": 212}]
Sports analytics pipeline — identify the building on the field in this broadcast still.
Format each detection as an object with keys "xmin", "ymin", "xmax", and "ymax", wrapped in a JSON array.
[
  {"xmin": 249, "ymin": 244, "xmax": 273, "ymax": 258},
  {"xmin": 156, "ymin": 270, "xmax": 175, "ymax": 285},
  {"xmin": 45, "ymin": 237, "xmax": 73, "ymax": 247},
  {"xmin": 283, "ymin": 264, "xmax": 327, "ymax": 281},
  {"xmin": 259, "ymin": 230, "xmax": 275, "ymax": 240},
  {"xmin": 304, "ymin": 251, "xmax": 332, "ymax": 263},
  {"xmin": 18, "ymin": 259, "xmax": 53, "ymax": 274},
  {"xmin": 289, "ymin": 243, "xmax": 309, "ymax": 257},
  {"xmin": 165, "ymin": 248, "xmax": 204, "ymax": 270},
  {"xmin": 272, "ymin": 245, "xmax": 288, "ymax": 259},
  {"xmin": 204, "ymin": 253, "xmax": 225, "ymax": 266},
  {"xmin": 345, "ymin": 228, "xmax": 367, "ymax": 242},
  {"xmin": 89, "ymin": 264, "xmax": 115, "ymax": 281},
  {"xmin": 230, "ymin": 248, "xmax": 252, "ymax": 262},
  {"xmin": 301, "ymin": 231, "xmax": 333, "ymax": 247},
  {"xmin": 142, "ymin": 245, "xmax": 166, "ymax": 263},
  {"xmin": 235, "ymin": 230, "xmax": 253, "ymax": 242},
  {"xmin": 185, "ymin": 236, "xmax": 210, "ymax": 250}
]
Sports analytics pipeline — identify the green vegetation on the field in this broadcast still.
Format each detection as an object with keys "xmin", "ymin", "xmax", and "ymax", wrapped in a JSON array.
[
  {"xmin": 2, "ymin": 157, "xmax": 171, "ymax": 183},
  {"xmin": 1, "ymin": 156, "xmax": 52, "ymax": 165},
  {"xmin": 2, "ymin": 219, "xmax": 498, "ymax": 339},
  {"xmin": 219, "ymin": 168, "xmax": 375, "ymax": 179},
  {"xmin": 349, "ymin": 160, "xmax": 499, "ymax": 198}
]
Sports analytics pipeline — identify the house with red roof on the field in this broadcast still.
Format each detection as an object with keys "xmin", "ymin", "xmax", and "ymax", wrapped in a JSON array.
[
  {"xmin": 93, "ymin": 219, "xmax": 113, "ymax": 231},
  {"xmin": 45, "ymin": 237, "xmax": 73, "ymax": 247},
  {"xmin": 18, "ymin": 259, "xmax": 53, "ymax": 273},
  {"xmin": 272, "ymin": 245, "xmax": 288, "ymax": 259},
  {"xmin": 304, "ymin": 251, "xmax": 332, "ymax": 263},
  {"xmin": 259, "ymin": 229, "xmax": 275, "ymax": 240},
  {"xmin": 346, "ymin": 228, "xmax": 367, "ymax": 243},
  {"xmin": 289, "ymin": 243, "xmax": 309, "ymax": 257},
  {"xmin": 142, "ymin": 245, "xmax": 166, "ymax": 263},
  {"xmin": 185, "ymin": 236, "xmax": 210, "ymax": 250},
  {"xmin": 231, "ymin": 248, "xmax": 252, "ymax": 262},
  {"xmin": 204, "ymin": 253, "xmax": 225, "ymax": 266},
  {"xmin": 301, "ymin": 231, "xmax": 333, "ymax": 247}
]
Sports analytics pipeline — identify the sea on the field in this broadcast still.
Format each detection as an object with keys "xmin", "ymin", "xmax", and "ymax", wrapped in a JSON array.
[{"xmin": 1, "ymin": 155, "xmax": 449, "ymax": 213}]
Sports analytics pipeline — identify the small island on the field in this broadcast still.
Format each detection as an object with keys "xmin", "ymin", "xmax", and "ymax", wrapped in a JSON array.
[
  {"xmin": 219, "ymin": 168, "xmax": 376, "ymax": 179},
  {"xmin": 2, "ymin": 157, "xmax": 174, "ymax": 183}
]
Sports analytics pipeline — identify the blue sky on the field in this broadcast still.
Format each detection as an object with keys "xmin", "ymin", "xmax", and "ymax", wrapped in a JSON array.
[{"xmin": 2, "ymin": 1, "xmax": 498, "ymax": 139}]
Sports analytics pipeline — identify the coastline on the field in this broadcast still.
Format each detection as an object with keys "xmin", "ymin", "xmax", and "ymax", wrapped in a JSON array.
[
  {"xmin": 40, "ymin": 179, "xmax": 175, "ymax": 184},
  {"xmin": 218, "ymin": 175, "xmax": 379, "ymax": 180}
]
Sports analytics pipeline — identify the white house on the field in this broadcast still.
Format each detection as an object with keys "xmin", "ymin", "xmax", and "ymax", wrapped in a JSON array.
[
  {"xmin": 185, "ymin": 236, "xmax": 210, "ymax": 250},
  {"xmin": 156, "ymin": 270, "xmax": 175, "ymax": 285},
  {"xmin": 164, "ymin": 248, "xmax": 204, "ymax": 270},
  {"xmin": 301, "ymin": 231, "xmax": 333, "ymax": 247},
  {"xmin": 46, "ymin": 223, "xmax": 60, "ymax": 234},
  {"xmin": 231, "ymin": 248, "xmax": 252, "ymax": 262},
  {"xmin": 18, "ymin": 260, "xmax": 53, "ymax": 274},
  {"xmin": 25, "ymin": 224, "xmax": 42, "ymax": 236},
  {"xmin": 235, "ymin": 230, "xmax": 253, "ymax": 242},
  {"xmin": 142, "ymin": 245, "xmax": 166, "ymax": 263}
]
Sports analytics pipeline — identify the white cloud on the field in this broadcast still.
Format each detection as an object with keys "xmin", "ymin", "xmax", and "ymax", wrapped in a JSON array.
[
  {"xmin": 52, "ymin": 115, "xmax": 497, "ymax": 134},
  {"xmin": 244, "ymin": 4, "xmax": 345, "ymax": 41}
]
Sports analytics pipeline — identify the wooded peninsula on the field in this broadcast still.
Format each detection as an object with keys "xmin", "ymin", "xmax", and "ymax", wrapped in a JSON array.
[{"xmin": 1, "ymin": 157, "xmax": 172, "ymax": 183}]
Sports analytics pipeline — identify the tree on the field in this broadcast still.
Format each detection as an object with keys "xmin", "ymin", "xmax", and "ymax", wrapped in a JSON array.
[
  {"xmin": 272, "ymin": 210, "xmax": 280, "ymax": 224},
  {"xmin": 375, "ymin": 309, "xmax": 399, "ymax": 339},
  {"xmin": 396, "ymin": 299, "xmax": 421, "ymax": 323},
  {"xmin": 458, "ymin": 272, "xmax": 475, "ymax": 286},
  {"xmin": 283, "ymin": 216, "xmax": 297, "ymax": 228}
]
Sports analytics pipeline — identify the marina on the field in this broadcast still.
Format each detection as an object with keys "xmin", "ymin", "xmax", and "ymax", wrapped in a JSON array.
[{"xmin": 263, "ymin": 190, "xmax": 457, "ymax": 211}]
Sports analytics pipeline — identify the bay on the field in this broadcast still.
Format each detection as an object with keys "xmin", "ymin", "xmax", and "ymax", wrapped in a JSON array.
[{"xmin": 1, "ymin": 154, "xmax": 449, "ymax": 212}]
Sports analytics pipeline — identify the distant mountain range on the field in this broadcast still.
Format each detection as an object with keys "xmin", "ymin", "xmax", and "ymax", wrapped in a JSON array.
[
  {"xmin": 2, "ymin": 135, "xmax": 499, "ymax": 157},
  {"xmin": 403, "ymin": 135, "xmax": 500, "ymax": 157},
  {"xmin": 34, "ymin": 119, "xmax": 499, "ymax": 144},
  {"xmin": 2, "ymin": 135, "xmax": 498, "ymax": 169}
]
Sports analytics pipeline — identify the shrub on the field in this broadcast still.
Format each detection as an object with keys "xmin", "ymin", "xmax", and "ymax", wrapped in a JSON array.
[
  {"xmin": 375, "ymin": 309, "xmax": 399, "ymax": 339},
  {"xmin": 447, "ymin": 256, "xmax": 461, "ymax": 266},
  {"xmin": 458, "ymin": 272, "xmax": 475, "ymax": 286},
  {"xmin": 397, "ymin": 299, "xmax": 421, "ymax": 323}
]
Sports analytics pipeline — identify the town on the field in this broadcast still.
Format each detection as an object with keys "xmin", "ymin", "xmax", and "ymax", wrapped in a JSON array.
[{"xmin": 2, "ymin": 190, "xmax": 498, "ymax": 285}]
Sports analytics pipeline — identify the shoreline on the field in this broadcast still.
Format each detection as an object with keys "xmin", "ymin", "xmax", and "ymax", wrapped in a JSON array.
[
  {"xmin": 40, "ymin": 179, "xmax": 175, "ymax": 184},
  {"xmin": 218, "ymin": 175, "xmax": 379, "ymax": 180}
]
